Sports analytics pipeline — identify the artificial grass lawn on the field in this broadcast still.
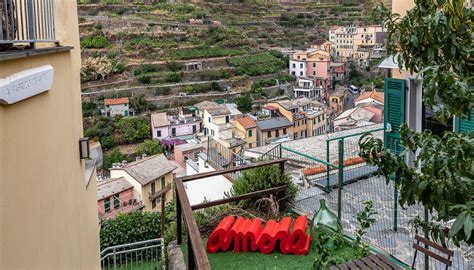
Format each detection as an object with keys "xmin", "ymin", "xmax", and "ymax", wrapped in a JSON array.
[{"xmin": 182, "ymin": 232, "xmax": 360, "ymax": 270}]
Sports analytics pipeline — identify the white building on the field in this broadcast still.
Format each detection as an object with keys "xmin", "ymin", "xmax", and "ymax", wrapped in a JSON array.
[
  {"xmin": 293, "ymin": 77, "xmax": 323, "ymax": 99},
  {"xmin": 103, "ymin": 97, "xmax": 130, "ymax": 117},
  {"xmin": 289, "ymin": 59, "xmax": 306, "ymax": 77}
]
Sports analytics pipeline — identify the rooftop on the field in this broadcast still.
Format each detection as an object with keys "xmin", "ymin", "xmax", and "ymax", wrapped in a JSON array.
[
  {"xmin": 262, "ymin": 105, "xmax": 278, "ymax": 111},
  {"xmin": 256, "ymin": 117, "xmax": 292, "ymax": 131},
  {"xmin": 335, "ymin": 107, "xmax": 375, "ymax": 122},
  {"xmin": 206, "ymin": 106, "xmax": 231, "ymax": 116},
  {"xmin": 104, "ymin": 97, "xmax": 129, "ymax": 106},
  {"xmin": 234, "ymin": 116, "xmax": 257, "ymax": 129},
  {"xmin": 111, "ymin": 154, "xmax": 176, "ymax": 186},
  {"xmin": 194, "ymin": 100, "xmax": 219, "ymax": 111},
  {"xmin": 151, "ymin": 112, "xmax": 170, "ymax": 128},
  {"xmin": 225, "ymin": 103, "xmax": 243, "ymax": 117},
  {"xmin": 175, "ymin": 143, "xmax": 203, "ymax": 152},
  {"xmin": 97, "ymin": 177, "xmax": 133, "ymax": 200},
  {"xmin": 355, "ymin": 90, "xmax": 384, "ymax": 105}
]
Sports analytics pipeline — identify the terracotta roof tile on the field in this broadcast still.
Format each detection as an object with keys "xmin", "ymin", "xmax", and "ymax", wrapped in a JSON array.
[
  {"xmin": 355, "ymin": 91, "xmax": 384, "ymax": 104},
  {"xmin": 235, "ymin": 116, "xmax": 257, "ymax": 129},
  {"xmin": 104, "ymin": 97, "xmax": 129, "ymax": 106}
]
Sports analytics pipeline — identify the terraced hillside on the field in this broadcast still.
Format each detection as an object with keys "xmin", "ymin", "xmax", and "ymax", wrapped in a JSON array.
[{"xmin": 78, "ymin": 0, "xmax": 381, "ymax": 110}]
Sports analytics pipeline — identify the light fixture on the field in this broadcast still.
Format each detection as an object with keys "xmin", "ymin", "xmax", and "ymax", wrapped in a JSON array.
[{"xmin": 79, "ymin": 137, "xmax": 90, "ymax": 159}]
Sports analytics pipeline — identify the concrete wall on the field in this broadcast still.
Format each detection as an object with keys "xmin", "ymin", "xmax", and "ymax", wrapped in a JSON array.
[
  {"xmin": 106, "ymin": 103, "xmax": 129, "ymax": 117},
  {"xmin": 0, "ymin": 1, "xmax": 101, "ymax": 268}
]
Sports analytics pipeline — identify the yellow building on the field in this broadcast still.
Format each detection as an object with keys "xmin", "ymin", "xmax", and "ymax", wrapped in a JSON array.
[
  {"xmin": 233, "ymin": 116, "xmax": 257, "ymax": 148},
  {"xmin": 0, "ymin": 0, "xmax": 100, "ymax": 268},
  {"xmin": 329, "ymin": 88, "xmax": 347, "ymax": 114},
  {"xmin": 110, "ymin": 154, "xmax": 176, "ymax": 212}
]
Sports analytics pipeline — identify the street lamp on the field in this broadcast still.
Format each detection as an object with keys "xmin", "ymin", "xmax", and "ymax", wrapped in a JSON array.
[{"xmin": 79, "ymin": 137, "xmax": 90, "ymax": 159}]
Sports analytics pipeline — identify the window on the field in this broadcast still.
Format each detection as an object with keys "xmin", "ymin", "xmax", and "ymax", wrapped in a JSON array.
[
  {"xmin": 276, "ymin": 130, "xmax": 280, "ymax": 137},
  {"xmin": 171, "ymin": 128, "xmax": 176, "ymax": 136},
  {"xmin": 104, "ymin": 197, "xmax": 111, "ymax": 213},
  {"xmin": 114, "ymin": 194, "xmax": 120, "ymax": 209},
  {"xmin": 313, "ymin": 71, "xmax": 316, "ymax": 76},
  {"xmin": 267, "ymin": 131, "xmax": 272, "ymax": 138},
  {"xmin": 292, "ymin": 71, "xmax": 295, "ymax": 75},
  {"xmin": 152, "ymin": 199, "xmax": 156, "ymax": 209},
  {"xmin": 301, "ymin": 131, "xmax": 305, "ymax": 138},
  {"xmin": 225, "ymin": 116, "xmax": 230, "ymax": 123},
  {"xmin": 249, "ymin": 143, "xmax": 252, "ymax": 148},
  {"xmin": 283, "ymin": 128, "xmax": 287, "ymax": 135},
  {"xmin": 293, "ymin": 132, "xmax": 298, "ymax": 139},
  {"xmin": 192, "ymin": 125, "xmax": 197, "ymax": 133},
  {"xmin": 248, "ymin": 129, "xmax": 253, "ymax": 137},
  {"xmin": 293, "ymin": 122, "xmax": 296, "ymax": 128},
  {"xmin": 161, "ymin": 177, "xmax": 165, "ymax": 189},
  {"xmin": 151, "ymin": 181, "xmax": 156, "ymax": 194},
  {"xmin": 157, "ymin": 130, "xmax": 161, "ymax": 137},
  {"xmin": 211, "ymin": 130, "xmax": 215, "ymax": 136},
  {"xmin": 300, "ymin": 71, "xmax": 303, "ymax": 76},
  {"xmin": 208, "ymin": 117, "xmax": 211, "ymax": 123},
  {"xmin": 300, "ymin": 63, "xmax": 303, "ymax": 68},
  {"xmin": 204, "ymin": 127, "xmax": 208, "ymax": 136},
  {"xmin": 313, "ymin": 63, "xmax": 316, "ymax": 67},
  {"xmin": 302, "ymin": 119, "xmax": 306, "ymax": 125},
  {"xmin": 292, "ymin": 63, "xmax": 296, "ymax": 68}
]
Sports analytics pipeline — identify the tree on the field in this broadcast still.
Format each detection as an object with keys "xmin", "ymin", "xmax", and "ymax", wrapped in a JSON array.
[
  {"xmin": 116, "ymin": 117, "xmax": 150, "ymax": 144},
  {"xmin": 130, "ymin": 94, "xmax": 150, "ymax": 114},
  {"xmin": 236, "ymin": 92, "xmax": 252, "ymax": 113},
  {"xmin": 103, "ymin": 148, "xmax": 131, "ymax": 169},
  {"xmin": 82, "ymin": 101, "xmax": 101, "ymax": 117},
  {"xmin": 359, "ymin": 1, "xmax": 473, "ymax": 246},
  {"xmin": 135, "ymin": 140, "xmax": 163, "ymax": 157},
  {"xmin": 230, "ymin": 164, "xmax": 297, "ymax": 213}
]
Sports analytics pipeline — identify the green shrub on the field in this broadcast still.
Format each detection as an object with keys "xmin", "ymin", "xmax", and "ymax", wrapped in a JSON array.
[
  {"xmin": 103, "ymin": 148, "xmax": 131, "ymax": 169},
  {"xmin": 82, "ymin": 101, "xmax": 101, "ymax": 118},
  {"xmin": 136, "ymin": 74, "xmax": 151, "ymax": 84},
  {"xmin": 80, "ymin": 34, "xmax": 110, "ymax": 49},
  {"xmin": 133, "ymin": 64, "xmax": 161, "ymax": 76},
  {"xmin": 100, "ymin": 211, "xmax": 161, "ymax": 250},
  {"xmin": 116, "ymin": 117, "xmax": 150, "ymax": 143},
  {"xmin": 170, "ymin": 46, "xmax": 245, "ymax": 60},
  {"xmin": 135, "ymin": 140, "xmax": 163, "ymax": 157},
  {"xmin": 231, "ymin": 164, "xmax": 297, "ymax": 211},
  {"xmin": 165, "ymin": 72, "xmax": 181, "ymax": 83},
  {"xmin": 167, "ymin": 61, "xmax": 184, "ymax": 72}
]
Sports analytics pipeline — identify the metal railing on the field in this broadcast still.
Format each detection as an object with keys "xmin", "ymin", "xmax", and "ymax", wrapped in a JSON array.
[
  {"xmin": 0, "ymin": 0, "xmax": 57, "ymax": 46},
  {"xmin": 100, "ymin": 238, "xmax": 165, "ymax": 270}
]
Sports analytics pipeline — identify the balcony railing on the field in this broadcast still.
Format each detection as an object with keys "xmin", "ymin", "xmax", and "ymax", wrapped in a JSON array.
[{"xmin": 0, "ymin": 0, "xmax": 57, "ymax": 47}]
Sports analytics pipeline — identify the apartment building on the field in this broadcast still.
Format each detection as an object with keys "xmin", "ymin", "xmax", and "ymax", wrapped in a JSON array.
[
  {"xmin": 110, "ymin": 154, "xmax": 176, "ymax": 212},
  {"xmin": 256, "ymin": 117, "xmax": 292, "ymax": 146},
  {"xmin": 97, "ymin": 177, "xmax": 143, "ymax": 221},
  {"xmin": 0, "ymin": 1, "xmax": 101, "ymax": 268},
  {"xmin": 329, "ymin": 25, "xmax": 386, "ymax": 61},
  {"xmin": 329, "ymin": 87, "xmax": 347, "ymax": 114},
  {"xmin": 293, "ymin": 77, "xmax": 323, "ymax": 99},
  {"xmin": 305, "ymin": 101, "xmax": 329, "ymax": 136}
]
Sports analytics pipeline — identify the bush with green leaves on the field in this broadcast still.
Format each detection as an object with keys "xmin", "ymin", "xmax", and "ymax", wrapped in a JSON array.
[
  {"xmin": 103, "ymin": 148, "xmax": 132, "ymax": 169},
  {"xmin": 230, "ymin": 164, "xmax": 297, "ymax": 212},
  {"xmin": 80, "ymin": 34, "xmax": 110, "ymax": 49},
  {"xmin": 116, "ymin": 117, "xmax": 150, "ymax": 144},
  {"xmin": 170, "ymin": 46, "xmax": 245, "ymax": 60},
  {"xmin": 82, "ymin": 101, "xmax": 101, "ymax": 118},
  {"xmin": 236, "ymin": 92, "xmax": 252, "ymax": 113},
  {"xmin": 165, "ymin": 72, "xmax": 181, "ymax": 83},
  {"xmin": 135, "ymin": 140, "xmax": 163, "ymax": 157},
  {"xmin": 100, "ymin": 211, "xmax": 161, "ymax": 250}
]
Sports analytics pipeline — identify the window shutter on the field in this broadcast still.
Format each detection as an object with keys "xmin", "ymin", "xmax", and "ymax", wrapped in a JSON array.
[
  {"xmin": 455, "ymin": 111, "xmax": 474, "ymax": 133},
  {"xmin": 384, "ymin": 78, "xmax": 406, "ymax": 154}
]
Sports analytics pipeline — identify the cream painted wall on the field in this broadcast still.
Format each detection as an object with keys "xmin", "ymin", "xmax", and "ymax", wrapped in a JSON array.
[
  {"xmin": 0, "ymin": 1, "xmax": 100, "ymax": 268},
  {"xmin": 391, "ymin": 0, "xmax": 415, "ymax": 16}
]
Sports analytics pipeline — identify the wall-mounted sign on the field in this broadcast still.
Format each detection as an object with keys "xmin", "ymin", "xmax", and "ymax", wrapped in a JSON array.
[{"xmin": 0, "ymin": 65, "xmax": 54, "ymax": 105}]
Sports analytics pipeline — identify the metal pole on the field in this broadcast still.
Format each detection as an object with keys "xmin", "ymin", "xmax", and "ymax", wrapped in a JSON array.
[
  {"xmin": 424, "ymin": 208, "xmax": 429, "ymax": 270},
  {"xmin": 161, "ymin": 194, "xmax": 165, "ymax": 237},
  {"xmin": 326, "ymin": 139, "xmax": 330, "ymax": 192},
  {"xmin": 337, "ymin": 139, "xmax": 344, "ymax": 220},
  {"xmin": 113, "ymin": 248, "xmax": 117, "ymax": 270},
  {"xmin": 393, "ymin": 176, "xmax": 398, "ymax": 232},
  {"xmin": 279, "ymin": 159, "xmax": 285, "ymax": 176},
  {"xmin": 187, "ymin": 234, "xmax": 195, "ymax": 270},
  {"xmin": 176, "ymin": 188, "xmax": 182, "ymax": 245}
]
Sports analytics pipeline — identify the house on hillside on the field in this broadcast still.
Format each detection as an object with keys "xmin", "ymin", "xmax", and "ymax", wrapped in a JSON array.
[
  {"xmin": 256, "ymin": 117, "xmax": 292, "ymax": 146},
  {"xmin": 109, "ymin": 154, "xmax": 176, "ymax": 212},
  {"xmin": 329, "ymin": 88, "xmax": 347, "ymax": 114},
  {"xmin": 354, "ymin": 90, "xmax": 385, "ymax": 123},
  {"xmin": 97, "ymin": 177, "xmax": 143, "ymax": 221},
  {"xmin": 330, "ymin": 62, "xmax": 346, "ymax": 81},
  {"xmin": 150, "ymin": 111, "xmax": 200, "ymax": 141},
  {"xmin": 293, "ymin": 77, "xmax": 323, "ymax": 99},
  {"xmin": 174, "ymin": 143, "xmax": 203, "ymax": 168},
  {"xmin": 103, "ymin": 97, "xmax": 130, "ymax": 117},
  {"xmin": 233, "ymin": 116, "xmax": 257, "ymax": 148}
]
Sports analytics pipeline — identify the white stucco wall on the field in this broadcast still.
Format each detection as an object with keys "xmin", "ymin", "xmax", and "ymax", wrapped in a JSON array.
[
  {"xmin": 184, "ymin": 156, "xmax": 233, "ymax": 205},
  {"xmin": 106, "ymin": 103, "xmax": 129, "ymax": 117},
  {"xmin": 289, "ymin": 60, "xmax": 306, "ymax": 77}
]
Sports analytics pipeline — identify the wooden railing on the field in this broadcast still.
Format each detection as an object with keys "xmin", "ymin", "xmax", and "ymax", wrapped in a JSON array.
[{"xmin": 175, "ymin": 159, "xmax": 287, "ymax": 270}]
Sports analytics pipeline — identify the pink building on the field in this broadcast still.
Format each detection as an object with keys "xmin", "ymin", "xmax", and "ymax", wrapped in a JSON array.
[
  {"xmin": 151, "ymin": 111, "xmax": 201, "ymax": 140},
  {"xmin": 97, "ymin": 177, "xmax": 143, "ymax": 221}
]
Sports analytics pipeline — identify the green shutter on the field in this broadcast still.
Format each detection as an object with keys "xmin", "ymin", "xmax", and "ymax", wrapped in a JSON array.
[
  {"xmin": 455, "ymin": 111, "xmax": 474, "ymax": 133},
  {"xmin": 384, "ymin": 78, "xmax": 406, "ymax": 154}
]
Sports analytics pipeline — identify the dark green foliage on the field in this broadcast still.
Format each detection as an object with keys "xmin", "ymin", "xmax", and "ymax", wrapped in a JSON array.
[
  {"xmin": 82, "ymin": 101, "xmax": 101, "ymax": 117},
  {"xmin": 165, "ymin": 72, "xmax": 181, "ymax": 83},
  {"xmin": 235, "ymin": 93, "xmax": 252, "ymax": 113},
  {"xmin": 211, "ymin": 81, "xmax": 222, "ymax": 91},
  {"xmin": 116, "ymin": 117, "xmax": 150, "ymax": 144},
  {"xmin": 133, "ymin": 64, "xmax": 161, "ymax": 77},
  {"xmin": 100, "ymin": 211, "xmax": 161, "ymax": 250},
  {"xmin": 83, "ymin": 116, "xmax": 116, "ymax": 147},
  {"xmin": 279, "ymin": 13, "xmax": 315, "ymax": 27},
  {"xmin": 103, "ymin": 148, "xmax": 132, "ymax": 169},
  {"xmin": 80, "ymin": 34, "xmax": 110, "ymax": 49},
  {"xmin": 228, "ymin": 53, "xmax": 286, "ymax": 76},
  {"xmin": 353, "ymin": 201, "xmax": 377, "ymax": 253},
  {"xmin": 230, "ymin": 164, "xmax": 297, "ymax": 211},
  {"xmin": 167, "ymin": 61, "xmax": 184, "ymax": 72},
  {"xmin": 135, "ymin": 140, "xmax": 163, "ymax": 157},
  {"xmin": 130, "ymin": 94, "xmax": 151, "ymax": 114},
  {"xmin": 154, "ymin": 87, "xmax": 171, "ymax": 96},
  {"xmin": 137, "ymin": 74, "xmax": 151, "ymax": 84}
]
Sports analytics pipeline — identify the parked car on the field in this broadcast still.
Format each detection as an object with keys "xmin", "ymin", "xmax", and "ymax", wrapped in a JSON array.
[{"xmin": 349, "ymin": 85, "xmax": 359, "ymax": 94}]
